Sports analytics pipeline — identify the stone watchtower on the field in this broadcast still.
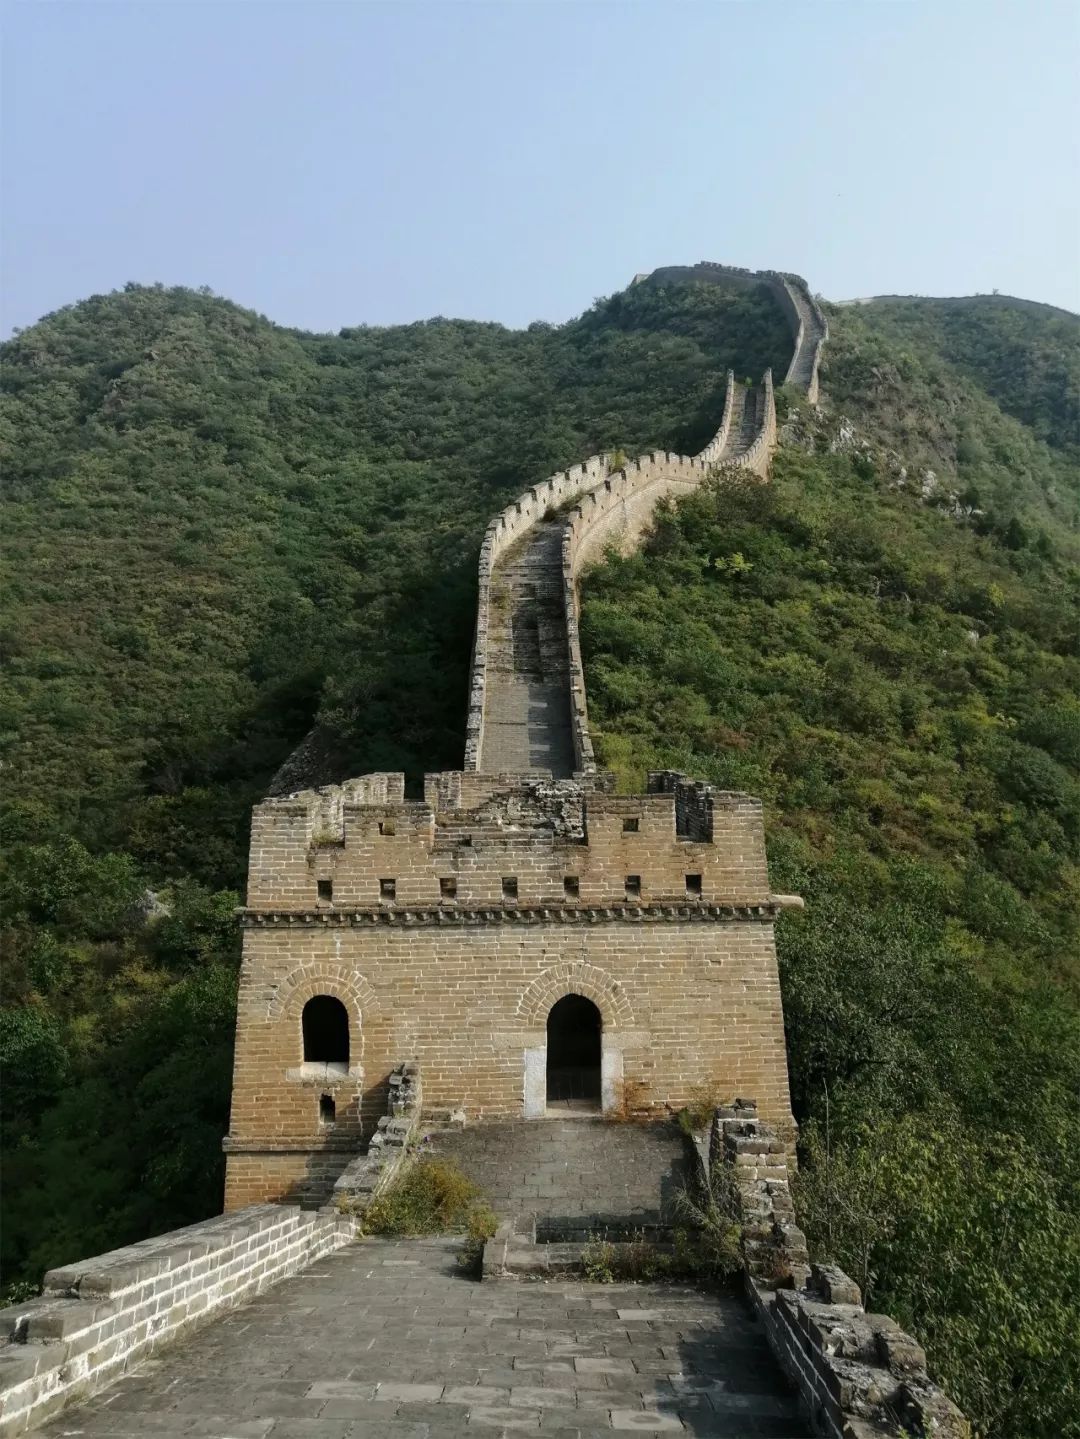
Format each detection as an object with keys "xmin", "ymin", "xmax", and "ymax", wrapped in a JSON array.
[
  {"xmin": 223, "ymin": 265, "xmax": 827, "ymax": 1209},
  {"xmin": 223, "ymin": 768, "xmax": 798, "ymax": 1207}
]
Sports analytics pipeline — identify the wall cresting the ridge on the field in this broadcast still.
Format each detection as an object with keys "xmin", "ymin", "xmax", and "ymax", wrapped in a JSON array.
[{"xmin": 465, "ymin": 264, "xmax": 827, "ymax": 775}]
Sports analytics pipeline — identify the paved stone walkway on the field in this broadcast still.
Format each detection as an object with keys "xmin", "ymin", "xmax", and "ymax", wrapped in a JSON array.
[
  {"xmin": 424, "ymin": 1120, "xmax": 691, "ymax": 1236},
  {"xmin": 479, "ymin": 521, "xmax": 575, "ymax": 777},
  {"xmin": 39, "ymin": 1236, "xmax": 809, "ymax": 1438}
]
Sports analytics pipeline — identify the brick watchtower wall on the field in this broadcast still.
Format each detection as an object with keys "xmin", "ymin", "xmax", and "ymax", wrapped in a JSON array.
[{"xmin": 223, "ymin": 771, "xmax": 800, "ymax": 1208}]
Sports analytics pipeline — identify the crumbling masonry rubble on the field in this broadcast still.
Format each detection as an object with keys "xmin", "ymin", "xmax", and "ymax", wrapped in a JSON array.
[{"xmin": 714, "ymin": 1102, "xmax": 970, "ymax": 1439}]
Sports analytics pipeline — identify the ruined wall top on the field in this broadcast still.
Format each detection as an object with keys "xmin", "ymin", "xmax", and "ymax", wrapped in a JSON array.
[{"xmin": 244, "ymin": 768, "xmax": 781, "ymax": 917}]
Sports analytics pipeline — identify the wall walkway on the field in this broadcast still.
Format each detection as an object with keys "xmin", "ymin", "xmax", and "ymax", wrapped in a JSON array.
[
  {"xmin": 0, "ymin": 1207, "xmax": 354, "ymax": 1437},
  {"xmin": 31, "ymin": 1236, "xmax": 811, "ymax": 1438},
  {"xmin": 467, "ymin": 263, "xmax": 827, "ymax": 777}
]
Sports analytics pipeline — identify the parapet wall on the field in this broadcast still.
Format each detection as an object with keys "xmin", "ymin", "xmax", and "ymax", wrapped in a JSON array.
[
  {"xmin": 788, "ymin": 271, "xmax": 828, "ymax": 405},
  {"xmin": 712, "ymin": 1103, "xmax": 969, "ymax": 1439},
  {"xmin": 0, "ymin": 1205, "xmax": 355, "ymax": 1437},
  {"xmin": 464, "ymin": 454, "xmax": 607, "ymax": 769},
  {"xmin": 243, "ymin": 769, "xmax": 774, "ymax": 913},
  {"xmin": 561, "ymin": 368, "xmax": 776, "ymax": 772}
]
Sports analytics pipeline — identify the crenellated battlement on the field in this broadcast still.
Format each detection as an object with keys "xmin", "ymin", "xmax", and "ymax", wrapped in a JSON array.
[{"xmin": 245, "ymin": 769, "xmax": 772, "ymax": 915}]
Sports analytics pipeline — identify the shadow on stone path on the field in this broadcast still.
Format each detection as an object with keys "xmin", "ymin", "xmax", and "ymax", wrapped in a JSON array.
[
  {"xmin": 38, "ymin": 1236, "xmax": 809, "ymax": 1438},
  {"xmin": 423, "ymin": 1119, "xmax": 692, "ymax": 1235}
]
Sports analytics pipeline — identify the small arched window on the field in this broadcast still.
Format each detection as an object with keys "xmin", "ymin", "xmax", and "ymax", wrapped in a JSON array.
[{"xmin": 302, "ymin": 995, "xmax": 350, "ymax": 1066}]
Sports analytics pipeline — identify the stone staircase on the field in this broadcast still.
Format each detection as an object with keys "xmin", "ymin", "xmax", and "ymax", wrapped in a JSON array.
[
  {"xmin": 478, "ymin": 518, "xmax": 576, "ymax": 775},
  {"xmin": 719, "ymin": 381, "xmax": 763, "ymax": 461},
  {"xmin": 783, "ymin": 281, "xmax": 825, "ymax": 391},
  {"xmin": 424, "ymin": 1117, "xmax": 692, "ymax": 1238}
]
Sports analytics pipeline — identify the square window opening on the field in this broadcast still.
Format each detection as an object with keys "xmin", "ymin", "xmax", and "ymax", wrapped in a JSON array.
[
  {"xmin": 686, "ymin": 873, "xmax": 703, "ymax": 898},
  {"xmin": 564, "ymin": 875, "xmax": 580, "ymax": 899},
  {"xmin": 319, "ymin": 1094, "xmax": 336, "ymax": 1125},
  {"xmin": 440, "ymin": 876, "xmax": 457, "ymax": 901},
  {"xmin": 622, "ymin": 817, "xmax": 640, "ymax": 833},
  {"xmin": 502, "ymin": 876, "xmax": 518, "ymax": 901},
  {"xmin": 625, "ymin": 875, "xmax": 641, "ymax": 900},
  {"xmin": 379, "ymin": 820, "xmax": 395, "ymax": 837},
  {"xmin": 379, "ymin": 877, "xmax": 396, "ymax": 902},
  {"xmin": 316, "ymin": 878, "xmax": 333, "ymax": 903}
]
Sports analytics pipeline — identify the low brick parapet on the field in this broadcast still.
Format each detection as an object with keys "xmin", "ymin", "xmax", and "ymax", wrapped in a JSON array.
[
  {"xmin": 712, "ymin": 1103, "xmax": 969, "ymax": 1439},
  {"xmin": 0, "ymin": 1205, "xmax": 355, "ymax": 1436}
]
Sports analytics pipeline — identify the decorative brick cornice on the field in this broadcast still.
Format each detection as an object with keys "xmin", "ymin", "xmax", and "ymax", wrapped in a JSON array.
[{"xmin": 239, "ymin": 900, "xmax": 782, "ymax": 929}]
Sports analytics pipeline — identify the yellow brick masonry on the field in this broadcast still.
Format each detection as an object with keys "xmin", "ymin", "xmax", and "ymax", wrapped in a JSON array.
[{"xmin": 224, "ymin": 772, "xmax": 797, "ymax": 1209}]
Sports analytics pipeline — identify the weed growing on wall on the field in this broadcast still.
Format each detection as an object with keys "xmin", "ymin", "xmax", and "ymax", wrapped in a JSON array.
[{"xmin": 362, "ymin": 1158, "xmax": 492, "ymax": 1238}]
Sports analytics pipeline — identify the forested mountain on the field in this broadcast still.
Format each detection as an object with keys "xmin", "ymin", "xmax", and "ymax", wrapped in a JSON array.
[
  {"xmin": 581, "ymin": 297, "xmax": 1080, "ymax": 1438},
  {"xmin": 2, "ymin": 279, "xmax": 1078, "ymax": 1439},
  {"xmin": 0, "ymin": 278, "xmax": 790, "ymax": 1275}
]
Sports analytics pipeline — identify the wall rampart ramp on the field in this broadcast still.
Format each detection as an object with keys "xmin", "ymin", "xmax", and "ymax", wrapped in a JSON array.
[{"xmin": 467, "ymin": 262, "xmax": 825, "ymax": 777}]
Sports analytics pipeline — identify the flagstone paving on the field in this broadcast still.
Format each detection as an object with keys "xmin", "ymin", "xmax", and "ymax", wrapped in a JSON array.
[{"xmin": 38, "ymin": 1237, "xmax": 810, "ymax": 1439}]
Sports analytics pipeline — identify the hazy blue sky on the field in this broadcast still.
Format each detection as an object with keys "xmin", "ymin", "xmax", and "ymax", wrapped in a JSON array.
[{"xmin": 3, "ymin": 0, "xmax": 1078, "ymax": 335}]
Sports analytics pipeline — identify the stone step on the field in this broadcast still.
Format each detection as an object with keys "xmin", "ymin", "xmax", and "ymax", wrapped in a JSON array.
[{"xmin": 424, "ymin": 1117, "xmax": 693, "ymax": 1230}]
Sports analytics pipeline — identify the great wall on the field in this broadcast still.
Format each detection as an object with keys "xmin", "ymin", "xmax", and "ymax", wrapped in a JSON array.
[
  {"xmin": 466, "ymin": 264, "xmax": 822, "ymax": 777},
  {"xmin": 0, "ymin": 265, "xmax": 969, "ymax": 1439}
]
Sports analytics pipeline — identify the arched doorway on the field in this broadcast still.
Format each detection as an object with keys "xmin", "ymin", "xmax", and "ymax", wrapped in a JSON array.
[
  {"xmin": 546, "ymin": 994, "xmax": 601, "ymax": 1110},
  {"xmin": 301, "ymin": 995, "xmax": 350, "ymax": 1069}
]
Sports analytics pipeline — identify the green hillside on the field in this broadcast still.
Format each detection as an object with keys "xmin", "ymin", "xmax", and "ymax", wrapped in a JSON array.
[
  {"xmin": 1, "ymin": 279, "xmax": 1078, "ymax": 1438},
  {"xmin": 0, "ymin": 278, "xmax": 788, "ymax": 1279},
  {"xmin": 580, "ymin": 297, "xmax": 1080, "ymax": 1439}
]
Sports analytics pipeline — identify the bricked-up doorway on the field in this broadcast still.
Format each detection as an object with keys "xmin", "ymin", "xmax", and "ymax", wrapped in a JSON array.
[{"xmin": 546, "ymin": 994, "xmax": 601, "ymax": 1110}]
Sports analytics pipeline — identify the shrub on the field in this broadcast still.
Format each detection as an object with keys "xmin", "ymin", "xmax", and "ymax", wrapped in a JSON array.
[
  {"xmin": 363, "ymin": 1158, "xmax": 484, "ymax": 1237},
  {"xmin": 578, "ymin": 1228, "xmax": 732, "ymax": 1286},
  {"xmin": 0, "ymin": 1279, "xmax": 40, "ymax": 1308},
  {"xmin": 672, "ymin": 1165, "xmax": 743, "ymax": 1280},
  {"xmin": 676, "ymin": 1081, "xmax": 727, "ymax": 1134},
  {"xmin": 581, "ymin": 1239, "xmax": 617, "ymax": 1283},
  {"xmin": 456, "ymin": 1202, "xmax": 500, "ymax": 1274}
]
